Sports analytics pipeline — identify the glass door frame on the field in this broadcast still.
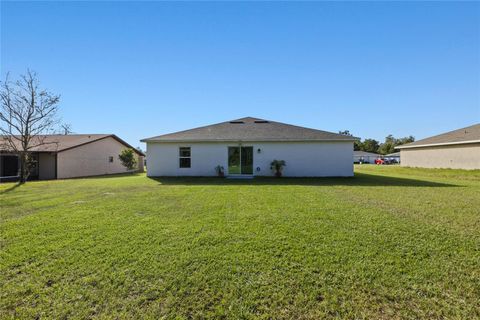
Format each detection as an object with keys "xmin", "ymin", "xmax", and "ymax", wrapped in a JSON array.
[{"xmin": 227, "ymin": 145, "xmax": 254, "ymax": 175}]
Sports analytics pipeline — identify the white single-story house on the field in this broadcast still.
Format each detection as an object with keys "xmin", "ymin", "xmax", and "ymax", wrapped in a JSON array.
[
  {"xmin": 353, "ymin": 151, "xmax": 382, "ymax": 164},
  {"xmin": 396, "ymin": 123, "xmax": 479, "ymax": 170},
  {"xmin": 0, "ymin": 134, "xmax": 145, "ymax": 181},
  {"xmin": 141, "ymin": 117, "xmax": 357, "ymax": 177}
]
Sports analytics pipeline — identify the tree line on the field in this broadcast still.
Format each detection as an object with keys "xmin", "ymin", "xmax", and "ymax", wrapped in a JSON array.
[{"xmin": 338, "ymin": 130, "xmax": 415, "ymax": 155}]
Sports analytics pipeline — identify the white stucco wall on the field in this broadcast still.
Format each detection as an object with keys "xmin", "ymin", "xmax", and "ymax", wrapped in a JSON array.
[
  {"xmin": 146, "ymin": 141, "xmax": 354, "ymax": 177},
  {"xmin": 57, "ymin": 137, "xmax": 139, "ymax": 179},
  {"xmin": 400, "ymin": 143, "xmax": 480, "ymax": 170}
]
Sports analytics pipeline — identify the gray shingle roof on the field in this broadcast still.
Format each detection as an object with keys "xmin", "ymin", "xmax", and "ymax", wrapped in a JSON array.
[
  {"xmin": 354, "ymin": 151, "xmax": 381, "ymax": 157},
  {"xmin": 141, "ymin": 117, "xmax": 357, "ymax": 142},
  {"xmin": 396, "ymin": 123, "xmax": 480, "ymax": 149},
  {"xmin": 385, "ymin": 152, "xmax": 400, "ymax": 157}
]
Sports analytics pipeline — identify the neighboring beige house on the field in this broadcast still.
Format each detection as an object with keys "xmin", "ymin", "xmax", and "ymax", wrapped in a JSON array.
[
  {"xmin": 396, "ymin": 124, "xmax": 480, "ymax": 170},
  {"xmin": 0, "ymin": 134, "xmax": 145, "ymax": 181}
]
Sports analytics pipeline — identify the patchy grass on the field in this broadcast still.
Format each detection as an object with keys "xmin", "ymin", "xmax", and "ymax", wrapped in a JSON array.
[{"xmin": 0, "ymin": 166, "xmax": 479, "ymax": 319}]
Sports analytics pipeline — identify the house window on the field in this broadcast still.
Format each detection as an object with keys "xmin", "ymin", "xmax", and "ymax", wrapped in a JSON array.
[
  {"xmin": 109, "ymin": 156, "xmax": 114, "ymax": 163},
  {"xmin": 179, "ymin": 147, "xmax": 191, "ymax": 168}
]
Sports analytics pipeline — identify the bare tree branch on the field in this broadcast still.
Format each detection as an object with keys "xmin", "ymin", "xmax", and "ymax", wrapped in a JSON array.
[
  {"xmin": 60, "ymin": 123, "xmax": 73, "ymax": 135},
  {"xmin": 0, "ymin": 70, "xmax": 62, "ymax": 183}
]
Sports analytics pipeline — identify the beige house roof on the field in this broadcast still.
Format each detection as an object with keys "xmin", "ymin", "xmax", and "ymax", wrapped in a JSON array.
[
  {"xmin": 1, "ymin": 134, "xmax": 145, "ymax": 156},
  {"xmin": 142, "ymin": 117, "xmax": 358, "ymax": 142},
  {"xmin": 397, "ymin": 124, "xmax": 480, "ymax": 149}
]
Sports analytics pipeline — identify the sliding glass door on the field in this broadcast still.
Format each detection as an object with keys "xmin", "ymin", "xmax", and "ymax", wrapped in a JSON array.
[
  {"xmin": 240, "ymin": 147, "xmax": 253, "ymax": 174},
  {"xmin": 228, "ymin": 146, "xmax": 253, "ymax": 175},
  {"xmin": 228, "ymin": 147, "xmax": 241, "ymax": 174}
]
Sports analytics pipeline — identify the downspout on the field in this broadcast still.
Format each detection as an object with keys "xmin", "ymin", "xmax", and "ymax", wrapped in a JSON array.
[{"xmin": 55, "ymin": 153, "xmax": 58, "ymax": 179}]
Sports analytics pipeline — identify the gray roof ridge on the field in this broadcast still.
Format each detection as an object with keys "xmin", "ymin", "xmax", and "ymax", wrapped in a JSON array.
[{"xmin": 141, "ymin": 117, "xmax": 359, "ymax": 142}]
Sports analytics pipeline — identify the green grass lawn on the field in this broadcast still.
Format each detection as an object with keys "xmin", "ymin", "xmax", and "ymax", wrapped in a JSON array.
[{"xmin": 1, "ymin": 166, "xmax": 479, "ymax": 319}]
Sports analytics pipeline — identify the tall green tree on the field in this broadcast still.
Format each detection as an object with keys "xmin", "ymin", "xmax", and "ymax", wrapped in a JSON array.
[
  {"xmin": 378, "ymin": 135, "xmax": 415, "ymax": 154},
  {"xmin": 118, "ymin": 148, "xmax": 138, "ymax": 171},
  {"xmin": 354, "ymin": 140, "xmax": 362, "ymax": 151},
  {"xmin": 361, "ymin": 139, "xmax": 380, "ymax": 153},
  {"xmin": 338, "ymin": 130, "xmax": 352, "ymax": 136},
  {"xmin": 339, "ymin": 130, "xmax": 362, "ymax": 151},
  {"xmin": 397, "ymin": 136, "xmax": 415, "ymax": 145},
  {"xmin": 378, "ymin": 135, "xmax": 395, "ymax": 154}
]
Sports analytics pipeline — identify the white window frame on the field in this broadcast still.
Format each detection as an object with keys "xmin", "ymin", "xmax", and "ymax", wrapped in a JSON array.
[{"xmin": 179, "ymin": 147, "xmax": 191, "ymax": 168}]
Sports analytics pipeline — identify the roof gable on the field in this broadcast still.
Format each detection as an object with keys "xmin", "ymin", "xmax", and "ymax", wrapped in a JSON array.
[{"xmin": 141, "ymin": 117, "xmax": 357, "ymax": 142}]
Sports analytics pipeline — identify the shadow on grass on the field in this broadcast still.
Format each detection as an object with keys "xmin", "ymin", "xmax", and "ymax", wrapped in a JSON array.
[
  {"xmin": 0, "ymin": 183, "xmax": 22, "ymax": 194},
  {"xmin": 66, "ymin": 172, "xmax": 146, "ymax": 180},
  {"xmin": 148, "ymin": 172, "xmax": 456, "ymax": 187}
]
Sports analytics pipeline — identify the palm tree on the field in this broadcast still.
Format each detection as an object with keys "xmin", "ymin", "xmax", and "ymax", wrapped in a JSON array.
[{"xmin": 270, "ymin": 160, "xmax": 286, "ymax": 177}]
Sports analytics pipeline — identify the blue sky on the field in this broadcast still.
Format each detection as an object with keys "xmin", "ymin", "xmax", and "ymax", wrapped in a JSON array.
[{"xmin": 1, "ymin": 1, "xmax": 479, "ymax": 148}]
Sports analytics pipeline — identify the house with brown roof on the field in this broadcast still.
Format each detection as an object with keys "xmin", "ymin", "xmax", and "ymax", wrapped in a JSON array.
[
  {"xmin": 141, "ymin": 117, "xmax": 357, "ymax": 177},
  {"xmin": 396, "ymin": 124, "xmax": 480, "ymax": 170},
  {"xmin": 0, "ymin": 134, "xmax": 145, "ymax": 181}
]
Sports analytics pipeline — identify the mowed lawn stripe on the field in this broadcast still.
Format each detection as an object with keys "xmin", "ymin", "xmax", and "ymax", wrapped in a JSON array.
[{"xmin": 1, "ymin": 167, "xmax": 479, "ymax": 319}]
